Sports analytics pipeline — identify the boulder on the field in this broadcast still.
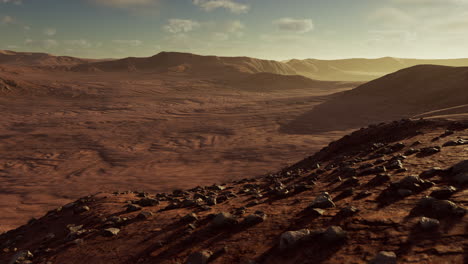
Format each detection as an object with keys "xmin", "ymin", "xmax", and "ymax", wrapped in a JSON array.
[
  {"xmin": 212, "ymin": 212, "xmax": 237, "ymax": 227},
  {"xmin": 308, "ymin": 192, "xmax": 335, "ymax": 209},
  {"xmin": 369, "ymin": 251, "xmax": 397, "ymax": 264},
  {"xmin": 185, "ymin": 250, "xmax": 212, "ymax": 264},
  {"xmin": 419, "ymin": 217, "xmax": 440, "ymax": 230},
  {"xmin": 279, "ymin": 229, "xmax": 311, "ymax": 250},
  {"xmin": 102, "ymin": 228, "xmax": 120, "ymax": 237}
]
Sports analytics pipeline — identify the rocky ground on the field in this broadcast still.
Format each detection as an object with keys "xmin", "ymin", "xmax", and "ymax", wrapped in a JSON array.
[{"xmin": 0, "ymin": 118, "xmax": 466, "ymax": 264}]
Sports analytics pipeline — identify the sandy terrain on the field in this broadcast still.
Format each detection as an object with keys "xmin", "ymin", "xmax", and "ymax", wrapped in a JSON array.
[
  {"xmin": 0, "ymin": 65, "xmax": 356, "ymax": 232},
  {"xmin": 283, "ymin": 65, "xmax": 468, "ymax": 134},
  {"xmin": 0, "ymin": 119, "xmax": 466, "ymax": 264}
]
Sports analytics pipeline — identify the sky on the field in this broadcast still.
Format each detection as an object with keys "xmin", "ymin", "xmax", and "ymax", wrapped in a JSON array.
[{"xmin": 1, "ymin": 0, "xmax": 468, "ymax": 60}]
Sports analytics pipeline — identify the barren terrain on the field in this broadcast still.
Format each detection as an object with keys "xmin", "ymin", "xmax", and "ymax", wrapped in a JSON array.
[{"xmin": 0, "ymin": 59, "xmax": 356, "ymax": 231}]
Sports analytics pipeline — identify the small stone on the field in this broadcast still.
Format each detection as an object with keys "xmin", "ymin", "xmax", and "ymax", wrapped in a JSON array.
[
  {"xmin": 137, "ymin": 198, "xmax": 159, "ymax": 207},
  {"xmin": 212, "ymin": 212, "xmax": 237, "ymax": 227},
  {"xmin": 279, "ymin": 229, "xmax": 311, "ymax": 250},
  {"xmin": 137, "ymin": 211, "xmax": 153, "ymax": 220},
  {"xmin": 182, "ymin": 213, "xmax": 199, "ymax": 223},
  {"xmin": 8, "ymin": 250, "xmax": 33, "ymax": 264},
  {"xmin": 397, "ymin": 189, "xmax": 413, "ymax": 197},
  {"xmin": 126, "ymin": 204, "xmax": 142, "ymax": 212},
  {"xmin": 102, "ymin": 228, "xmax": 120, "ymax": 237},
  {"xmin": 308, "ymin": 208, "xmax": 326, "ymax": 216},
  {"xmin": 308, "ymin": 192, "xmax": 335, "ymax": 209},
  {"xmin": 74, "ymin": 205, "xmax": 90, "ymax": 214},
  {"xmin": 338, "ymin": 206, "xmax": 359, "ymax": 217},
  {"xmin": 185, "ymin": 250, "xmax": 212, "ymax": 264},
  {"xmin": 369, "ymin": 251, "xmax": 397, "ymax": 264},
  {"xmin": 323, "ymin": 226, "xmax": 347, "ymax": 242},
  {"xmin": 419, "ymin": 217, "xmax": 439, "ymax": 230},
  {"xmin": 429, "ymin": 186, "xmax": 457, "ymax": 199},
  {"xmin": 243, "ymin": 211, "xmax": 267, "ymax": 225}
]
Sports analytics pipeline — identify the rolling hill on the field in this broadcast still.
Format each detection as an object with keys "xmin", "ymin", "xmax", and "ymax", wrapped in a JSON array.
[{"xmin": 282, "ymin": 65, "xmax": 468, "ymax": 133}]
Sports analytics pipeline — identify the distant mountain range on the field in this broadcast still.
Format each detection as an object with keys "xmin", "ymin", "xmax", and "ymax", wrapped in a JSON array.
[{"xmin": 2, "ymin": 50, "xmax": 468, "ymax": 81}]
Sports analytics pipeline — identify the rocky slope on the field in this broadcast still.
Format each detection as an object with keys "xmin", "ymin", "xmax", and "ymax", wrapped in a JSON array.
[{"xmin": 0, "ymin": 118, "xmax": 466, "ymax": 264}]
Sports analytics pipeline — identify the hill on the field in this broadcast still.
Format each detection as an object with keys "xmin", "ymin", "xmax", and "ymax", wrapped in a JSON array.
[
  {"xmin": 71, "ymin": 52, "xmax": 298, "ymax": 78},
  {"xmin": 0, "ymin": 50, "xmax": 101, "ymax": 67},
  {"xmin": 0, "ymin": 119, "xmax": 466, "ymax": 264},
  {"xmin": 285, "ymin": 57, "xmax": 468, "ymax": 81},
  {"xmin": 282, "ymin": 65, "xmax": 468, "ymax": 133}
]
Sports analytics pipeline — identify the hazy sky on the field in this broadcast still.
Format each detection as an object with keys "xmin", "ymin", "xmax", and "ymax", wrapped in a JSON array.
[{"xmin": 1, "ymin": 0, "xmax": 468, "ymax": 60}]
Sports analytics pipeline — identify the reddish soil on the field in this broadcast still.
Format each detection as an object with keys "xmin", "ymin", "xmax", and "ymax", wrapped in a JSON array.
[{"xmin": 0, "ymin": 119, "xmax": 466, "ymax": 264}]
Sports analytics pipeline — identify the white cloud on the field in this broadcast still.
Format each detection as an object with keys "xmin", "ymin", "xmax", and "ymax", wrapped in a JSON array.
[
  {"xmin": 1, "ymin": 15, "xmax": 14, "ymax": 24},
  {"xmin": 24, "ymin": 39, "xmax": 59, "ymax": 49},
  {"xmin": 91, "ymin": 0, "xmax": 157, "ymax": 8},
  {"xmin": 192, "ymin": 0, "xmax": 249, "ymax": 14},
  {"xmin": 1, "ymin": 0, "xmax": 22, "ymax": 5},
  {"xmin": 163, "ymin": 19, "xmax": 200, "ymax": 34},
  {"xmin": 112, "ymin": 39, "xmax": 143, "ymax": 46},
  {"xmin": 273, "ymin": 18, "xmax": 314, "ymax": 33},
  {"xmin": 44, "ymin": 28, "xmax": 57, "ymax": 36},
  {"xmin": 65, "ymin": 39, "xmax": 92, "ymax": 48}
]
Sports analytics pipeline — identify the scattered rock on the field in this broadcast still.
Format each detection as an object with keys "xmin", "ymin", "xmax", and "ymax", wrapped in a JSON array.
[
  {"xmin": 369, "ymin": 251, "xmax": 397, "ymax": 264},
  {"xmin": 449, "ymin": 160, "xmax": 468, "ymax": 184},
  {"xmin": 337, "ymin": 206, "xmax": 359, "ymax": 217},
  {"xmin": 419, "ymin": 217, "xmax": 440, "ymax": 230},
  {"xmin": 126, "ymin": 204, "xmax": 142, "ymax": 212},
  {"xmin": 185, "ymin": 250, "xmax": 212, "ymax": 264},
  {"xmin": 308, "ymin": 192, "xmax": 335, "ymax": 209},
  {"xmin": 137, "ymin": 198, "xmax": 159, "ymax": 207},
  {"xmin": 74, "ymin": 205, "xmax": 90, "ymax": 214},
  {"xmin": 137, "ymin": 211, "xmax": 153, "ymax": 220},
  {"xmin": 212, "ymin": 212, "xmax": 237, "ymax": 227},
  {"xmin": 8, "ymin": 250, "xmax": 33, "ymax": 264},
  {"xmin": 417, "ymin": 197, "xmax": 466, "ymax": 218},
  {"xmin": 279, "ymin": 229, "xmax": 311, "ymax": 250},
  {"xmin": 102, "ymin": 228, "xmax": 120, "ymax": 237},
  {"xmin": 182, "ymin": 213, "xmax": 199, "ymax": 223},
  {"xmin": 243, "ymin": 211, "xmax": 267, "ymax": 226},
  {"xmin": 323, "ymin": 226, "xmax": 347, "ymax": 242},
  {"xmin": 429, "ymin": 186, "xmax": 457, "ymax": 199}
]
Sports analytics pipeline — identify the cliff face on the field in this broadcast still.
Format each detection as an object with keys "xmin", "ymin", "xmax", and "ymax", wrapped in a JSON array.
[{"xmin": 1, "ymin": 119, "xmax": 466, "ymax": 264}]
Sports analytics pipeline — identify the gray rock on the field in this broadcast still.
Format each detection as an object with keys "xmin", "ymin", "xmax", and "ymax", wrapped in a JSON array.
[
  {"xmin": 74, "ymin": 205, "xmax": 90, "ymax": 214},
  {"xmin": 397, "ymin": 189, "xmax": 413, "ymax": 197},
  {"xmin": 279, "ymin": 229, "xmax": 311, "ymax": 250},
  {"xmin": 387, "ymin": 160, "xmax": 403, "ymax": 170},
  {"xmin": 8, "ymin": 250, "xmax": 33, "ymax": 264},
  {"xmin": 418, "ymin": 197, "xmax": 466, "ymax": 217},
  {"xmin": 185, "ymin": 250, "xmax": 212, "ymax": 264},
  {"xmin": 419, "ymin": 217, "xmax": 440, "ymax": 230},
  {"xmin": 369, "ymin": 251, "xmax": 397, "ymax": 264},
  {"xmin": 309, "ymin": 192, "xmax": 335, "ymax": 209},
  {"xmin": 103, "ymin": 228, "xmax": 120, "ymax": 237},
  {"xmin": 137, "ymin": 198, "xmax": 159, "ymax": 207},
  {"xmin": 126, "ymin": 204, "xmax": 142, "ymax": 212},
  {"xmin": 137, "ymin": 211, "xmax": 153, "ymax": 220},
  {"xmin": 338, "ymin": 206, "xmax": 359, "ymax": 217},
  {"xmin": 430, "ymin": 186, "xmax": 457, "ymax": 199},
  {"xmin": 323, "ymin": 226, "xmax": 347, "ymax": 242},
  {"xmin": 212, "ymin": 212, "xmax": 237, "ymax": 227},
  {"xmin": 182, "ymin": 213, "xmax": 199, "ymax": 223},
  {"xmin": 243, "ymin": 211, "xmax": 267, "ymax": 225}
]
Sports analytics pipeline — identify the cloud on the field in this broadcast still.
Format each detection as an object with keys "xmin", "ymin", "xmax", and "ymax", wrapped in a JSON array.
[
  {"xmin": 25, "ymin": 39, "xmax": 59, "ymax": 49},
  {"xmin": 1, "ymin": 15, "xmax": 14, "ymax": 24},
  {"xmin": 112, "ymin": 39, "xmax": 143, "ymax": 46},
  {"xmin": 91, "ymin": 0, "xmax": 157, "ymax": 8},
  {"xmin": 65, "ymin": 39, "xmax": 92, "ymax": 48},
  {"xmin": 192, "ymin": 0, "xmax": 249, "ymax": 14},
  {"xmin": 1, "ymin": 0, "xmax": 22, "ymax": 5},
  {"xmin": 273, "ymin": 18, "xmax": 314, "ymax": 33},
  {"xmin": 44, "ymin": 28, "xmax": 57, "ymax": 36},
  {"xmin": 163, "ymin": 19, "xmax": 200, "ymax": 34}
]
